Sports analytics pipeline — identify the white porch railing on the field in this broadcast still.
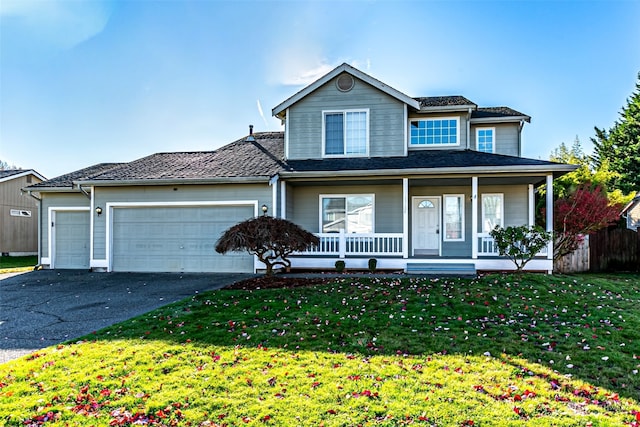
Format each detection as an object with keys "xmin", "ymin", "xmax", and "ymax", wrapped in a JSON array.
[
  {"xmin": 301, "ymin": 231, "xmax": 404, "ymax": 257},
  {"xmin": 477, "ymin": 233, "xmax": 548, "ymax": 257}
]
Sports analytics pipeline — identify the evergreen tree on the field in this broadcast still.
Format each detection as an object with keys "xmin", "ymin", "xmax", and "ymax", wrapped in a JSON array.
[{"xmin": 592, "ymin": 72, "xmax": 640, "ymax": 194}]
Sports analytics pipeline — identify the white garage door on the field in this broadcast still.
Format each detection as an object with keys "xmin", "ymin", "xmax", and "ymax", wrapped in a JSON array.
[
  {"xmin": 54, "ymin": 211, "xmax": 90, "ymax": 269},
  {"xmin": 111, "ymin": 205, "xmax": 254, "ymax": 273}
]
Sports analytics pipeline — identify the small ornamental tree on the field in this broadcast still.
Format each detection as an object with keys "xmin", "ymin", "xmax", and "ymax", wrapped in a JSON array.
[
  {"xmin": 215, "ymin": 216, "xmax": 319, "ymax": 276},
  {"xmin": 553, "ymin": 185, "xmax": 622, "ymax": 259},
  {"xmin": 489, "ymin": 225, "xmax": 552, "ymax": 272}
]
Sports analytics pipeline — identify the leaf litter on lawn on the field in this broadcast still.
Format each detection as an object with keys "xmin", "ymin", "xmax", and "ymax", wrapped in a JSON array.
[{"xmin": 1, "ymin": 273, "xmax": 639, "ymax": 426}]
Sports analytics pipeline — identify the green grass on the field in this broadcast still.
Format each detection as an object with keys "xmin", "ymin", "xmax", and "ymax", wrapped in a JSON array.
[
  {"xmin": 0, "ymin": 255, "xmax": 37, "ymax": 273},
  {"xmin": 1, "ymin": 273, "xmax": 639, "ymax": 426}
]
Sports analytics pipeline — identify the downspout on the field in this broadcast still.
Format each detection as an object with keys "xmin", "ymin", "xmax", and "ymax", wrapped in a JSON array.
[
  {"xmin": 466, "ymin": 108, "xmax": 472, "ymax": 150},
  {"xmin": 77, "ymin": 184, "xmax": 91, "ymax": 199},
  {"xmin": 26, "ymin": 190, "xmax": 43, "ymax": 269}
]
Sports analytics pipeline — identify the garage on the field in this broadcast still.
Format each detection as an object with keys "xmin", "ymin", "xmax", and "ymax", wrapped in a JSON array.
[
  {"xmin": 53, "ymin": 210, "xmax": 90, "ymax": 269},
  {"xmin": 110, "ymin": 205, "xmax": 255, "ymax": 273}
]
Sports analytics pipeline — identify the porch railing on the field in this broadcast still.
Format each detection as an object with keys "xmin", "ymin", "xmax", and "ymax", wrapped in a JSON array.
[
  {"xmin": 477, "ymin": 233, "xmax": 548, "ymax": 257},
  {"xmin": 301, "ymin": 231, "xmax": 404, "ymax": 257}
]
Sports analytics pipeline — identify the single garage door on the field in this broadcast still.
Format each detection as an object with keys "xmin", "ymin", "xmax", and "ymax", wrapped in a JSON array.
[
  {"xmin": 54, "ymin": 210, "xmax": 90, "ymax": 269},
  {"xmin": 111, "ymin": 205, "xmax": 254, "ymax": 273}
]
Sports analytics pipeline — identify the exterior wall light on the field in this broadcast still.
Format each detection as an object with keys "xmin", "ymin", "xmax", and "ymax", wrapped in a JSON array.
[
  {"xmin": 261, "ymin": 204, "xmax": 268, "ymax": 216},
  {"xmin": 95, "ymin": 207, "xmax": 103, "ymax": 216}
]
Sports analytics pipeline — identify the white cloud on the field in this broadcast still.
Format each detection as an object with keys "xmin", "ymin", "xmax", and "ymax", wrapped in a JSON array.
[{"xmin": 256, "ymin": 99, "xmax": 269, "ymax": 128}]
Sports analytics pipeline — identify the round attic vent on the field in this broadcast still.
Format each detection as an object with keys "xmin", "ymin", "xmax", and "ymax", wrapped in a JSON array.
[{"xmin": 336, "ymin": 74, "xmax": 355, "ymax": 92}]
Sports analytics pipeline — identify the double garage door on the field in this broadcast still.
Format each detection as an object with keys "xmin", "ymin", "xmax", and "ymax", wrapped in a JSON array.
[{"xmin": 111, "ymin": 205, "xmax": 254, "ymax": 273}]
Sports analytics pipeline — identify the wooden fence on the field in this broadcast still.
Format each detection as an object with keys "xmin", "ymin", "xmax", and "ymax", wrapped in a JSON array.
[
  {"xmin": 554, "ymin": 236, "xmax": 590, "ymax": 273},
  {"xmin": 589, "ymin": 227, "xmax": 640, "ymax": 273}
]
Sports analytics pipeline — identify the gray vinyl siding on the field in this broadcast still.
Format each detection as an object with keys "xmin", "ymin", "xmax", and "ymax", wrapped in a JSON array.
[
  {"xmin": 407, "ymin": 112, "xmax": 469, "ymax": 151},
  {"xmin": 286, "ymin": 76, "xmax": 406, "ymax": 159},
  {"xmin": 287, "ymin": 183, "xmax": 403, "ymax": 233},
  {"xmin": 0, "ymin": 175, "xmax": 41, "ymax": 254},
  {"xmin": 479, "ymin": 185, "xmax": 529, "ymax": 229},
  {"xmin": 40, "ymin": 193, "xmax": 89, "ymax": 259},
  {"xmin": 471, "ymin": 123, "xmax": 520, "ymax": 156},
  {"xmin": 92, "ymin": 184, "xmax": 271, "ymax": 260}
]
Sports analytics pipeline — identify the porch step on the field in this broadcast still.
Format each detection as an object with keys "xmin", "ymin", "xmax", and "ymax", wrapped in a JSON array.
[{"xmin": 405, "ymin": 263, "xmax": 476, "ymax": 277}]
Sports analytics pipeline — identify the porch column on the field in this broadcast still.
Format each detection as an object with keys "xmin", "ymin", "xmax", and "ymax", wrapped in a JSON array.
[
  {"xmin": 528, "ymin": 184, "xmax": 534, "ymax": 226},
  {"xmin": 546, "ymin": 174, "xmax": 554, "ymax": 260},
  {"xmin": 471, "ymin": 176, "xmax": 478, "ymax": 259},
  {"xmin": 280, "ymin": 181, "xmax": 286, "ymax": 219},
  {"xmin": 403, "ymin": 178, "xmax": 409, "ymax": 259},
  {"xmin": 271, "ymin": 176, "xmax": 278, "ymax": 218}
]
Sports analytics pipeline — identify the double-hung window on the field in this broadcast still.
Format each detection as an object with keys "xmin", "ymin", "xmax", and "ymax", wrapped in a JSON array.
[
  {"xmin": 482, "ymin": 194, "xmax": 504, "ymax": 233},
  {"xmin": 321, "ymin": 195, "xmax": 374, "ymax": 233},
  {"xmin": 324, "ymin": 110, "xmax": 369, "ymax": 156},
  {"xmin": 476, "ymin": 127, "xmax": 495, "ymax": 153},
  {"xmin": 444, "ymin": 194, "xmax": 465, "ymax": 241},
  {"xmin": 410, "ymin": 118, "xmax": 459, "ymax": 146}
]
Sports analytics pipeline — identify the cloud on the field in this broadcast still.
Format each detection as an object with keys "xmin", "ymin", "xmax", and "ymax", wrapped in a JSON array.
[
  {"xmin": 1, "ymin": 0, "xmax": 114, "ymax": 53},
  {"xmin": 256, "ymin": 99, "xmax": 269, "ymax": 128}
]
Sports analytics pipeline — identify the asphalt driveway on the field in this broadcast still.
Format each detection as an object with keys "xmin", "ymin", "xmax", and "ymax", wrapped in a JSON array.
[{"xmin": 0, "ymin": 270, "xmax": 251, "ymax": 364}]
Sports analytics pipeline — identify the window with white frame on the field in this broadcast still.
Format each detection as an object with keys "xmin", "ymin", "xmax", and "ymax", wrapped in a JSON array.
[
  {"xmin": 476, "ymin": 127, "xmax": 495, "ymax": 153},
  {"xmin": 323, "ymin": 110, "xmax": 368, "ymax": 156},
  {"xmin": 444, "ymin": 194, "xmax": 465, "ymax": 241},
  {"xmin": 482, "ymin": 194, "xmax": 504, "ymax": 233},
  {"xmin": 321, "ymin": 195, "xmax": 373, "ymax": 233},
  {"xmin": 410, "ymin": 118, "xmax": 459, "ymax": 146}
]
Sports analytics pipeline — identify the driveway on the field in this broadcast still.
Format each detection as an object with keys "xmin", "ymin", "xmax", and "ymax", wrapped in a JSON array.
[{"xmin": 0, "ymin": 270, "xmax": 251, "ymax": 364}]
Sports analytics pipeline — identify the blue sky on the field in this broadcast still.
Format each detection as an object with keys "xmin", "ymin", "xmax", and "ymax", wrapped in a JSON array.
[{"xmin": 1, "ymin": 0, "xmax": 639, "ymax": 179}]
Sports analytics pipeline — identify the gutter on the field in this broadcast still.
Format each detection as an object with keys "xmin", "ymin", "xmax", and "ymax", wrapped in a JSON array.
[{"xmin": 75, "ymin": 176, "xmax": 272, "ymax": 187}]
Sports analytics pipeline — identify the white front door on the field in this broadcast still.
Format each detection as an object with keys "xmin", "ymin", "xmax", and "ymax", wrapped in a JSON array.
[{"xmin": 412, "ymin": 197, "xmax": 440, "ymax": 256}]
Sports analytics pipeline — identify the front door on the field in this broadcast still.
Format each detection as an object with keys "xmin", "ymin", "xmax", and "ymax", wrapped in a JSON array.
[{"xmin": 412, "ymin": 197, "xmax": 440, "ymax": 256}]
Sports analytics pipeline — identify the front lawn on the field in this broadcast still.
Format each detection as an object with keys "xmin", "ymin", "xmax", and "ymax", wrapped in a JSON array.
[{"xmin": 1, "ymin": 274, "xmax": 639, "ymax": 426}]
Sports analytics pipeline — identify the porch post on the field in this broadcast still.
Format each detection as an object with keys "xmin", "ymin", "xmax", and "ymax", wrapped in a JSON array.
[
  {"xmin": 280, "ymin": 180, "xmax": 286, "ymax": 219},
  {"xmin": 546, "ymin": 174, "xmax": 554, "ymax": 260},
  {"xmin": 403, "ymin": 178, "xmax": 409, "ymax": 259},
  {"xmin": 528, "ymin": 184, "xmax": 534, "ymax": 226},
  {"xmin": 339, "ymin": 229, "xmax": 346, "ymax": 259},
  {"xmin": 471, "ymin": 176, "xmax": 478, "ymax": 258}
]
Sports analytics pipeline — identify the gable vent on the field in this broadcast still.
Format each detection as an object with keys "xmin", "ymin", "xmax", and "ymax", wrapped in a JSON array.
[{"xmin": 336, "ymin": 74, "xmax": 355, "ymax": 92}]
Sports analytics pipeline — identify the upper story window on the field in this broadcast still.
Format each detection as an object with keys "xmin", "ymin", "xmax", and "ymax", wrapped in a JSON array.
[
  {"xmin": 410, "ymin": 118, "xmax": 459, "ymax": 147},
  {"xmin": 476, "ymin": 127, "xmax": 495, "ymax": 153},
  {"xmin": 323, "ymin": 110, "xmax": 369, "ymax": 157}
]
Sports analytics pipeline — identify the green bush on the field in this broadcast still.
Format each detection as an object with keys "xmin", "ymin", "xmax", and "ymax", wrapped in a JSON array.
[
  {"xmin": 489, "ymin": 225, "xmax": 552, "ymax": 272},
  {"xmin": 368, "ymin": 258, "xmax": 377, "ymax": 273},
  {"xmin": 334, "ymin": 260, "xmax": 345, "ymax": 273}
]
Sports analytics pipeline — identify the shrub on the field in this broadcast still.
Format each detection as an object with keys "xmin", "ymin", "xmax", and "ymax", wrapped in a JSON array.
[
  {"xmin": 368, "ymin": 258, "xmax": 377, "ymax": 273},
  {"xmin": 489, "ymin": 225, "xmax": 552, "ymax": 272},
  {"xmin": 335, "ymin": 260, "xmax": 345, "ymax": 273}
]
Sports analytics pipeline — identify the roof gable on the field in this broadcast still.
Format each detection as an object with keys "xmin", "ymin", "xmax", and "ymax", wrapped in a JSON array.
[
  {"xmin": 272, "ymin": 63, "xmax": 420, "ymax": 118},
  {"xmin": 0, "ymin": 169, "xmax": 46, "ymax": 184}
]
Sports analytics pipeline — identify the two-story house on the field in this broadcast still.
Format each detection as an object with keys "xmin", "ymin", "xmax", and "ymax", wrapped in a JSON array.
[{"xmin": 26, "ymin": 63, "xmax": 575, "ymax": 274}]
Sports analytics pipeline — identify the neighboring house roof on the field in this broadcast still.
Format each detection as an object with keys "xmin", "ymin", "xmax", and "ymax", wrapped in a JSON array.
[
  {"xmin": 26, "ymin": 163, "xmax": 122, "ymax": 190},
  {"xmin": 0, "ymin": 169, "xmax": 46, "ymax": 183},
  {"xmin": 75, "ymin": 132, "xmax": 286, "ymax": 185},
  {"xmin": 272, "ymin": 63, "xmax": 420, "ymax": 118},
  {"xmin": 622, "ymin": 193, "xmax": 640, "ymax": 215}
]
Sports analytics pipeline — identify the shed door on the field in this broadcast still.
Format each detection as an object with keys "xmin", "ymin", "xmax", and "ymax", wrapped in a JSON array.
[
  {"xmin": 54, "ymin": 211, "xmax": 90, "ymax": 269},
  {"xmin": 111, "ymin": 205, "xmax": 254, "ymax": 273}
]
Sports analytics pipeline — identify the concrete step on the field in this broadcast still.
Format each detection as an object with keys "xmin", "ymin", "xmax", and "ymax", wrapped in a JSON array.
[{"xmin": 405, "ymin": 262, "xmax": 476, "ymax": 277}]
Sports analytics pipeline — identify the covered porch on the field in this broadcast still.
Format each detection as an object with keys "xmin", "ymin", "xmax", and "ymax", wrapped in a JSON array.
[{"xmin": 273, "ymin": 173, "xmax": 555, "ymax": 273}]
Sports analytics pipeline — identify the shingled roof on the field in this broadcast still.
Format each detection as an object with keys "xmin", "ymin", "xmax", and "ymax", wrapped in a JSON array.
[
  {"xmin": 73, "ymin": 132, "xmax": 286, "ymax": 184},
  {"xmin": 414, "ymin": 96, "xmax": 476, "ymax": 109},
  {"xmin": 27, "ymin": 163, "xmax": 122, "ymax": 188},
  {"xmin": 472, "ymin": 107, "xmax": 531, "ymax": 121}
]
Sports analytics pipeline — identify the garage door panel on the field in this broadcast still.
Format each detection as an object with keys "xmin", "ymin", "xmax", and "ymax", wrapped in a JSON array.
[
  {"xmin": 55, "ymin": 211, "xmax": 90, "ymax": 269},
  {"xmin": 112, "ymin": 205, "xmax": 254, "ymax": 273}
]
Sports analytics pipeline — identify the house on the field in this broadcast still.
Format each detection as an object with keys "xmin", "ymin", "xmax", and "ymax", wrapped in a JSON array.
[
  {"xmin": 25, "ymin": 63, "xmax": 576, "ymax": 274},
  {"xmin": 621, "ymin": 193, "xmax": 640, "ymax": 231},
  {"xmin": 1, "ymin": 169, "xmax": 46, "ymax": 256}
]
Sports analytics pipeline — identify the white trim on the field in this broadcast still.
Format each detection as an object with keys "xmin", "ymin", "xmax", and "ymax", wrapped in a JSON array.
[
  {"xmin": 47, "ymin": 206, "xmax": 90, "ymax": 269},
  {"xmin": 402, "ymin": 178, "xmax": 409, "ymax": 259},
  {"xmin": 319, "ymin": 194, "xmax": 375, "ymax": 234},
  {"xmin": 481, "ymin": 193, "xmax": 504, "ymax": 233},
  {"xmin": 90, "ymin": 186, "xmax": 95, "ymax": 264},
  {"xmin": 322, "ymin": 109, "xmax": 370, "ymax": 158},
  {"xmin": 272, "ymin": 63, "xmax": 419, "ymax": 117},
  {"xmin": 475, "ymin": 127, "xmax": 496, "ymax": 153},
  {"xmin": 443, "ymin": 194, "xmax": 465, "ymax": 242},
  {"xmin": 270, "ymin": 175, "xmax": 278, "ymax": 218},
  {"xmin": 408, "ymin": 117, "xmax": 461, "ymax": 148},
  {"xmin": 104, "ymin": 200, "xmax": 259, "ymax": 272},
  {"xmin": 403, "ymin": 104, "xmax": 408, "ymax": 156},
  {"xmin": 471, "ymin": 177, "xmax": 478, "ymax": 258},
  {"xmin": 284, "ymin": 108, "xmax": 290, "ymax": 159},
  {"xmin": 411, "ymin": 196, "xmax": 442, "ymax": 256}
]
